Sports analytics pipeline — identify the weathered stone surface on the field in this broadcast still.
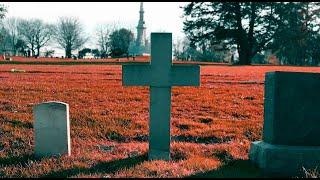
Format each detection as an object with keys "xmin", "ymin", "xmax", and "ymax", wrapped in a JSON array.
[
  {"xmin": 249, "ymin": 141, "xmax": 320, "ymax": 177},
  {"xmin": 34, "ymin": 101, "xmax": 71, "ymax": 157},
  {"xmin": 263, "ymin": 71, "xmax": 320, "ymax": 146},
  {"xmin": 250, "ymin": 71, "xmax": 320, "ymax": 177},
  {"xmin": 122, "ymin": 33, "xmax": 200, "ymax": 160},
  {"xmin": 149, "ymin": 86, "xmax": 171, "ymax": 160}
]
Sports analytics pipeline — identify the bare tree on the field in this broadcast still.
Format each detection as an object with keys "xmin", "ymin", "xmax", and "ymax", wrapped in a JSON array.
[
  {"xmin": 2, "ymin": 17, "xmax": 21, "ymax": 55},
  {"xmin": 95, "ymin": 22, "xmax": 119, "ymax": 58},
  {"xmin": 54, "ymin": 17, "xmax": 87, "ymax": 58},
  {"xmin": 173, "ymin": 37, "xmax": 183, "ymax": 60},
  {"xmin": 0, "ymin": 4, "xmax": 7, "ymax": 54},
  {"xmin": 33, "ymin": 19, "xmax": 54, "ymax": 57},
  {"xmin": 18, "ymin": 19, "xmax": 36, "ymax": 56},
  {"xmin": 173, "ymin": 36, "xmax": 192, "ymax": 61},
  {"xmin": 0, "ymin": 26, "xmax": 10, "ymax": 55}
]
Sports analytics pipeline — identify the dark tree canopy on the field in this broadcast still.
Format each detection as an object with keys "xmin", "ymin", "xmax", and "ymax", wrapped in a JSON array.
[
  {"xmin": 183, "ymin": 2, "xmax": 320, "ymax": 65},
  {"xmin": 109, "ymin": 28, "xmax": 134, "ymax": 57},
  {"xmin": 0, "ymin": 4, "xmax": 7, "ymax": 19},
  {"xmin": 183, "ymin": 2, "xmax": 278, "ymax": 65},
  {"xmin": 91, "ymin": 49, "xmax": 100, "ymax": 58},
  {"xmin": 78, "ymin": 48, "xmax": 91, "ymax": 59},
  {"xmin": 270, "ymin": 2, "xmax": 320, "ymax": 65},
  {"xmin": 15, "ymin": 38, "xmax": 27, "ymax": 56}
]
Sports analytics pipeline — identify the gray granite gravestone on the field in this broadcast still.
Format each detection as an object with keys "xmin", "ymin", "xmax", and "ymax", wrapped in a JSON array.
[
  {"xmin": 122, "ymin": 33, "xmax": 200, "ymax": 160},
  {"xmin": 249, "ymin": 71, "xmax": 320, "ymax": 177},
  {"xmin": 34, "ymin": 101, "xmax": 71, "ymax": 157}
]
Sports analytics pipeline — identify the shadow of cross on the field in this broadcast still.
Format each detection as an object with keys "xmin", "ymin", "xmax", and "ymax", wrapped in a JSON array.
[{"xmin": 122, "ymin": 33, "xmax": 200, "ymax": 161}]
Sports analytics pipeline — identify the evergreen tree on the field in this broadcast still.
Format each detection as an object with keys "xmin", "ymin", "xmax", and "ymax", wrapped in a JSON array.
[{"xmin": 183, "ymin": 2, "xmax": 278, "ymax": 65}]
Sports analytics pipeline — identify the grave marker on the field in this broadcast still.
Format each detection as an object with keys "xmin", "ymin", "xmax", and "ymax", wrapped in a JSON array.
[
  {"xmin": 249, "ymin": 71, "xmax": 320, "ymax": 177},
  {"xmin": 122, "ymin": 33, "xmax": 200, "ymax": 160},
  {"xmin": 34, "ymin": 101, "xmax": 71, "ymax": 157}
]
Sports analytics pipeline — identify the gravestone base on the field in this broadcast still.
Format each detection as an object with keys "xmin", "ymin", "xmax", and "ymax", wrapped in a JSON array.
[
  {"xmin": 149, "ymin": 149, "xmax": 170, "ymax": 161},
  {"xmin": 249, "ymin": 141, "xmax": 320, "ymax": 177}
]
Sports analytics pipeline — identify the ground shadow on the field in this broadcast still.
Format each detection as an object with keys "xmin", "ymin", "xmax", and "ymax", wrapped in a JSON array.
[
  {"xmin": 186, "ymin": 160, "xmax": 266, "ymax": 178},
  {"xmin": 0, "ymin": 154, "xmax": 38, "ymax": 166},
  {"xmin": 4, "ymin": 119, "xmax": 33, "ymax": 129},
  {"xmin": 132, "ymin": 134, "xmax": 232, "ymax": 144},
  {"xmin": 41, "ymin": 153, "xmax": 148, "ymax": 178}
]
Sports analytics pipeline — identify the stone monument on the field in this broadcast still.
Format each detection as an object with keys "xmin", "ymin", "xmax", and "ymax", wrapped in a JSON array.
[
  {"xmin": 122, "ymin": 33, "xmax": 200, "ymax": 160},
  {"xmin": 249, "ymin": 71, "xmax": 320, "ymax": 177}
]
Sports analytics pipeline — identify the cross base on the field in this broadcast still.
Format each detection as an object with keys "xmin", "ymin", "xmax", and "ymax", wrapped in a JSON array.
[{"xmin": 149, "ymin": 149, "xmax": 170, "ymax": 161}]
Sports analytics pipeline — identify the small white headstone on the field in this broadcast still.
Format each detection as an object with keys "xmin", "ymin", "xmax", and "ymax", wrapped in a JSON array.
[{"xmin": 33, "ymin": 101, "xmax": 71, "ymax": 157}]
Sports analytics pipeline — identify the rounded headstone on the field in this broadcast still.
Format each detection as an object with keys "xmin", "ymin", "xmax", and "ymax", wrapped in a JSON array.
[{"xmin": 33, "ymin": 101, "xmax": 71, "ymax": 157}]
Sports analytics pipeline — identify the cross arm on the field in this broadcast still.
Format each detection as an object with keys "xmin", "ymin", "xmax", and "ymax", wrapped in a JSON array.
[
  {"xmin": 122, "ymin": 64, "xmax": 151, "ymax": 86},
  {"xmin": 171, "ymin": 65, "xmax": 200, "ymax": 86}
]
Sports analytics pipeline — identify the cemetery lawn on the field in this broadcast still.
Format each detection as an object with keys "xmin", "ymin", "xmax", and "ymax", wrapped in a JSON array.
[{"xmin": 1, "ymin": 63, "xmax": 320, "ymax": 178}]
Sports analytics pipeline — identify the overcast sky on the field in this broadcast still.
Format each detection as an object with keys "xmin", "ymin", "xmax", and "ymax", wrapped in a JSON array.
[{"xmin": 2, "ymin": 2, "xmax": 189, "ymax": 52}]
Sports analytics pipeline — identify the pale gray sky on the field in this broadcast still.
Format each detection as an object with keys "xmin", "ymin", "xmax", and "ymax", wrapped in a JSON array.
[{"xmin": 2, "ymin": 2, "xmax": 188, "ymax": 53}]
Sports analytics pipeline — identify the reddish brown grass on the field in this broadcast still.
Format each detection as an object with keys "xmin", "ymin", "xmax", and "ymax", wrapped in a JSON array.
[{"xmin": 1, "ymin": 62, "xmax": 320, "ymax": 177}]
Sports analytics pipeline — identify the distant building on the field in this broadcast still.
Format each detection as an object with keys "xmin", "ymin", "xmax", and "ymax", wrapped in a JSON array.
[
  {"xmin": 129, "ymin": 2, "xmax": 150, "ymax": 56},
  {"xmin": 83, "ymin": 52, "xmax": 94, "ymax": 59}
]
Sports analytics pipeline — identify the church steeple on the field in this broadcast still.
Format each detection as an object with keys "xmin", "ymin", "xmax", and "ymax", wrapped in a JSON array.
[
  {"xmin": 138, "ymin": 2, "xmax": 145, "ymax": 28},
  {"xmin": 140, "ymin": 2, "xmax": 144, "ymax": 16},
  {"xmin": 136, "ymin": 2, "xmax": 146, "ymax": 47}
]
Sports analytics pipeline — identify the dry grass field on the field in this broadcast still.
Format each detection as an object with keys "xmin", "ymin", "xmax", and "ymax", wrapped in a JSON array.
[{"xmin": 1, "ymin": 58, "xmax": 320, "ymax": 177}]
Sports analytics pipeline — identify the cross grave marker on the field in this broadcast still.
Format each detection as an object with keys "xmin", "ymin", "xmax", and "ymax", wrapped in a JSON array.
[{"xmin": 122, "ymin": 33, "xmax": 200, "ymax": 160}]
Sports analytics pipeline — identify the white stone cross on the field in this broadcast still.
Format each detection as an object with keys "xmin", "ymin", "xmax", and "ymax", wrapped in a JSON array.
[
  {"xmin": 33, "ymin": 101, "xmax": 71, "ymax": 157},
  {"xmin": 122, "ymin": 33, "xmax": 200, "ymax": 160}
]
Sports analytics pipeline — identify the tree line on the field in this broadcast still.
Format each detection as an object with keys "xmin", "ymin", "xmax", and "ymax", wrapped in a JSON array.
[
  {"xmin": 2, "ymin": 3, "xmax": 320, "ymax": 65},
  {"xmin": 0, "ymin": 5, "xmax": 135, "ymax": 59},
  {"xmin": 182, "ymin": 2, "xmax": 320, "ymax": 65}
]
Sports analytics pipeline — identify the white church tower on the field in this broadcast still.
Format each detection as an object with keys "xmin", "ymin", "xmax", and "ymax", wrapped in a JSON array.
[
  {"xmin": 136, "ymin": 2, "xmax": 146, "ymax": 48},
  {"xmin": 129, "ymin": 2, "xmax": 150, "ymax": 56}
]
